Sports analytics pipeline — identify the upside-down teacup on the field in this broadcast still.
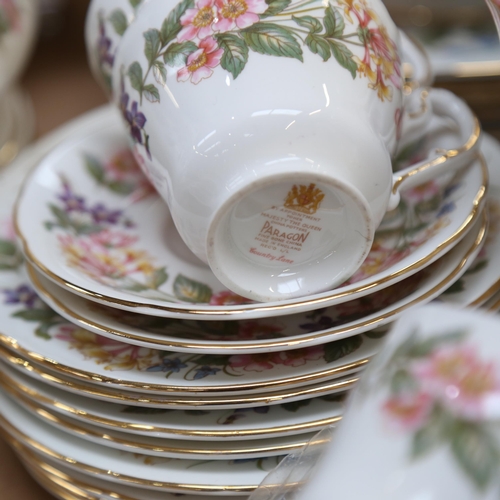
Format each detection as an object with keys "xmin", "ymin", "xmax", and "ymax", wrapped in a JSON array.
[{"xmin": 86, "ymin": 0, "xmax": 479, "ymax": 302}]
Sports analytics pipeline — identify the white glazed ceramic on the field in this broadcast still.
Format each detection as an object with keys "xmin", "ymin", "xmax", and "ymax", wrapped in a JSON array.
[
  {"xmin": 0, "ymin": 0, "xmax": 39, "ymax": 95},
  {"xmin": 85, "ymin": 0, "xmax": 433, "ymax": 97},
  {"xmin": 0, "ymin": 351, "xmax": 358, "ymax": 409},
  {"xmin": 114, "ymin": 0, "xmax": 474, "ymax": 301},
  {"xmin": 439, "ymin": 196, "xmax": 500, "ymax": 308},
  {"xmin": 0, "ymin": 213, "xmax": 485, "ymax": 409},
  {"xmin": 98, "ymin": 0, "xmax": 479, "ymax": 301},
  {"xmin": 14, "ymin": 106, "xmax": 487, "ymax": 319},
  {"xmin": 30, "ymin": 215, "xmax": 486, "ymax": 354},
  {"xmin": 11, "ymin": 391, "xmax": 320, "ymax": 459},
  {"xmin": 85, "ymin": 0, "xmax": 146, "ymax": 95},
  {"xmin": 18, "ymin": 451, "xmax": 246, "ymax": 500},
  {"xmin": 0, "ymin": 360, "xmax": 346, "ymax": 441},
  {"xmin": 297, "ymin": 303, "xmax": 500, "ymax": 499},
  {"xmin": 0, "ymin": 389, "xmax": 280, "ymax": 495},
  {"xmin": 203, "ymin": 89, "xmax": 478, "ymax": 301},
  {"xmin": 1, "ymin": 264, "xmax": 376, "ymax": 396}
]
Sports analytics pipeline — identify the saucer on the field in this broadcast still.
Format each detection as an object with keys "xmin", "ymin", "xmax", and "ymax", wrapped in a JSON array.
[
  {"xmin": 17, "ymin": 447, "xmax": 245, "ymax": 500},
  {"xmin": 14, "ymin": 108, "xmax": 486, "ymax": 319},
  {"xmin": 439, "ymin": 195, "xmax": 500, "ymax": 307},
  {"xmin": 0, "ymin": 361, "xmax": 345, "ymax": 441},
  {"xmin": 30, "ymin": 211, "xmax": 487, "ymax": 354},
  {"xmin": 1, "ymin": 265, "xmax": 375, "ymax": 396},
  {"xmin": 0, "ymin": 389, "xmax": 279, "ymax": 495},
  {"xmin": 0, "ymin": 352, "xmax": 357, "ymax": 410},
  {"xmin": 11, "ymin": 389, "xmax": 320, "ymax": 459}
]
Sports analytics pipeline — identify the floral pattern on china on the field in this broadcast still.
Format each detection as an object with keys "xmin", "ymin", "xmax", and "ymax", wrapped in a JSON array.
[
  {"xmin": 1, "ymin": 279, "xmax": 369, "ymax": 380},
  {"xmin": 382, "ymin": 330, "xmax": 500, "ymax": 492},
  {"xmin": 99, "ymin": 0, "xmax": 402, "ymax": 157},
  {"xmin": 40, "ymin": 144, "xmax": 457, "ymax": 305},
  {"xmin": 42, "ymin": 149, "xmax": 240, "ymax": 305}
]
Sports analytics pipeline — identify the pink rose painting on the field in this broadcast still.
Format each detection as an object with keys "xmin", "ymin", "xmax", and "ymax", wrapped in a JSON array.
[{"xmin": 380, "ymin": 330, "xmax": 500, "ymax": 491}]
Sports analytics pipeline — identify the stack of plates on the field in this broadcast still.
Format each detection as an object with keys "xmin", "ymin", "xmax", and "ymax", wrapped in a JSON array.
[{"xmin": 1, "ymin": 104, "xmax": 500, "ymax": 499}]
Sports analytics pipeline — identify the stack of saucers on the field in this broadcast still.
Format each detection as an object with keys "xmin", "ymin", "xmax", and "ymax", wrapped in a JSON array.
[{"xmin": 1, "ymin": 101, "xmax": 500, "ymax": 498}]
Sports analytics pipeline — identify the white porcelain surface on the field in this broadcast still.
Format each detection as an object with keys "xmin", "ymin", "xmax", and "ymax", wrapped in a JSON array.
[
  {"xmin": 12, "ymin": 393, "xmax": 319, "ymax": 459},
  {"xmin": 21, "ymin": 453, "xmax": 246, "ymax": 500},
  {"xmin": 3, "ymin": 264, "xmax": 375, "ymax": 396},
  {"xmin": 85, "ymin": 0, "xmax": 146, "ymax": 95},
  {"xmin": 32, "ymin": 216, "xmax": 486, "ymax": 354},
  {"xmin": 14, "ymin": 106, "xmax": 487, "ymax": 319},
  {"xmin": 439, "ymin": 194, "xmax": 500, "ymax": 307},
  {"xmin": 104, "ymin": 0, "xmax": 406, "ymax": 299},
  {"xmin": 0, "ymin": 359, "xmax": 346, "ymax": 441},
  {"xmin": 0, "ymin": 352, "xmax": 357, "ymax": 409},
  {"xmin": 298, "ymin": 304, "xmax": 500, "ymax": 499},
  {"xmin": 0, "ymin": 389, "xmax": 278, "ymax": 495}
]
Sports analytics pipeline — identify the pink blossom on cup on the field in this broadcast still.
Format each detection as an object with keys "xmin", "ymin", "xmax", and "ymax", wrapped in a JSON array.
[
  {"xmin": 178, "ymin": 0, "xmax": 217, "ymax": 42},
  {"xmin": 411, "ymin": 345, "xmax": 500, "ymax": 419},
  {"xmin": 213, "ymin": 0, "xmax": 267, "ymax": 31},
  {"xmin": 340, "ymin": 0, "xmax": 401, "ymax": 101},
  {"xmin": 383, "ymin": 392, "xmax": 433, "ymax": 430},
  {"xmin": 177, "ymin": 37, "xmax": 224, "ymax": 84}
]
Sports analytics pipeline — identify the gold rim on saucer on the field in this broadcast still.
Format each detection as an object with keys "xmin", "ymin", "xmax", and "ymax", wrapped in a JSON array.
[
  {"xmin": 20, "ymin": 454, "xmax": 125, "ymax": 500},
  {"xmin": 7, "ymin": 386, "xmax": 317, "ymax": 458},
  {"xmin": 27, "ymin": 208, "xmax": 489, "ymax": 352},
  {"xmin": 0, "ymin": 367, "xmax": 343, "ymax": 439},
  {"xmin": 15, "ymin": 445, "xmax": 108, "ymax": 500},
  {"xmin": 2, "ymin": 267, "xmax": 370, "ymax": 392},
  {"xmin": 0, "ymin": 413, "xmax": 262, "ymax": 494},
  {"xmin": 13, "ymin": 132, "xmax": 484, "ymax": 319},
  {"xmin": 0, "ymin": 348, "xmax": 357, "ymax": 408},
  {"xmin": 468, "ymin": 277, "xmax": 500, "ymax": 308}
]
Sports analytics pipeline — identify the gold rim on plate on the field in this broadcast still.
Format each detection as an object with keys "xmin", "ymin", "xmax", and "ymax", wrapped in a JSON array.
[
  {"xmin": 28, "ymin": 207, "xmax": 489, "ymax": 353},
  {"xmin": 13, "ymin": 126, "xmax": 484, "ymax": 318},
  {"xmin": 0, "ymin": 367, "xmax": 343, "ymax": 439}
]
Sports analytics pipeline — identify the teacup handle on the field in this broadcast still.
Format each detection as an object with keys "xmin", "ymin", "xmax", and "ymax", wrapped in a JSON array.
[
  {"xmin": 399, "ymin": 30, "xmax": 434, "ymax": 90},
  {"xmin": 388, "ymin": 88, "xmax": 481, "ymax": 211}
]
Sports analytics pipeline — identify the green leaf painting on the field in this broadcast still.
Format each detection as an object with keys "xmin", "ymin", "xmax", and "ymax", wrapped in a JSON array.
[
  {"xmin": 173, "ymin": 275, "xmax": 213, "ymax": 303},
  {"xmin": 242, "ymin": 23, "xmax": 303, "ymax": 61},
  {"xmin": 216, "ymin": 33, "xmax": 249, "ymax": 79},
  {"xmin": 108, "ymin": 9, "xmax": 129, "ymax": 36}
]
